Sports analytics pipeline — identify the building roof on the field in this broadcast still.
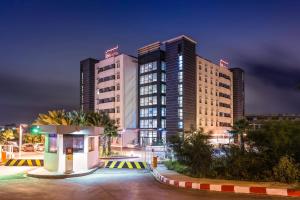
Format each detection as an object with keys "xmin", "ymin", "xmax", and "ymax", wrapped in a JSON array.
[
  {"xmin": 38, "ymin": 125, "xmax": 103, "ymax": 136},
  {"xmin": 163, "ymin": 35, "xmax": 197, "ymax": 44}
]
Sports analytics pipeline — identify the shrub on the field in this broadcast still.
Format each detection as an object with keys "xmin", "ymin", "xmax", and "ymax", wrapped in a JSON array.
[
  {"xmin": 164, "ymin": 160, "xmax": 189, "ymax": 174},
  {"xmin": 273, "ymin": 156, "xmax": 300, "ymax": 183}
]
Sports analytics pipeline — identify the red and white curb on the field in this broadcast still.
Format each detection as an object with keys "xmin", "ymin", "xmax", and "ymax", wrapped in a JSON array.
[{"xmin": 151, "ymin": 168, "xmax": 300, "ymax": 197}]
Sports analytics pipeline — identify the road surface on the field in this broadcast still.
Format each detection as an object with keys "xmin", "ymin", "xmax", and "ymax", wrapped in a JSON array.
[{"xmin": 0, "ymin": 168, "xmax": 294, "ymax": 200}]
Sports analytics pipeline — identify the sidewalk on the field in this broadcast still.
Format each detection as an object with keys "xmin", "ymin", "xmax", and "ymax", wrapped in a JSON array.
[{"xmin": 152, "ymin": 164, "xmax": 300, "ymax": 197}]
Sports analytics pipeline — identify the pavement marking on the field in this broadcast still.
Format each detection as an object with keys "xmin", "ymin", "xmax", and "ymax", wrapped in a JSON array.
[{"xmin": 105, "ymin": 161, "xmax": 147, "ymax": 169}]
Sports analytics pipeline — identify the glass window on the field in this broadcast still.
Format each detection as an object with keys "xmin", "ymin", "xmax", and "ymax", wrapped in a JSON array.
[
  {"xmin": 161, "ymin": 84, "xmax": 166, "ymax": 94},
  {"xmin": 88, "ymin": 137, "xmax": 95, "ymax": 152},
  {"xmin": 63, "ymin": 135, "xmax": 84, "ymax": 153},
  {"xmin": 161, "ymin": 96, "xmax": 166, "ymax": 105},
  {"xmin": 161, "ymin": 61, "xmax": 166, "ymax": 71},
  {"xmin": 161, "ymin": 119, "xmax": 166, "ymax": 128},
  {"xmin": 178, "ymin": 96, "xmax": 183, "ymax": 107},
  {"xmin": 178, "ymin": 109, "xmax": 183, "ymax": 120},
  {"xmin": 178, "ymin": 84, "xmax": 183, "ymax": 95},
  {"xmin": 161, "ymin": 107, "xmax": 166, "ymax": 117},
  {"xmin": 178, "ymin": 121, "xmax": 183, "ymax": 129},
  {"xmin": 178, "ymin": 55, "xmax": 183, "ymax": 70},
  {"xmin": 178, "ymin": 71, "xmax": 183, "ymax": 82},
  {"xmin": 161, "ymin": 72, "xmax": 166, "ymax": 82},
  {"xmin": 48, "ymin": 134, "xmax": 57, "ymax": 153}
]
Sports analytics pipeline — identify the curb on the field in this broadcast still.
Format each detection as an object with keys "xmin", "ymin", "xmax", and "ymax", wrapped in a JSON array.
[
  {"xmin": 150, "ymin": 167, "xmax": 300, "ymax": 197},
  {"xmin": 26, "ymin": 167, "xmax": 99, "ymax": 179}
]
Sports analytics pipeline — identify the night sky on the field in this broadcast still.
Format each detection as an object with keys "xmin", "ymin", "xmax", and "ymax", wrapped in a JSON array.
[{"xmin": 0, "ymin": 0, "xmax": 300, "ymax": 124}]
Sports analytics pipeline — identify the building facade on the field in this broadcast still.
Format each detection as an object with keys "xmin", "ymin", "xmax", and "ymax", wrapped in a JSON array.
[
  {"xmin": 196, "ymin": 56, "xmax": 233, "ymax": 142},
  {"xmin": 137, "ymin": 42, "xmax": 166, "ymax": 145},
  {"xmin": 95, "ymin": 53, "xmax": 138, "ymax": 131},
  {"xmin": 80, "ymin": 58, "xmax": 99, "ymax": 112},
  {"xmin": 230, "ymin": 68, "xmax": 245, "ymax": 122}
]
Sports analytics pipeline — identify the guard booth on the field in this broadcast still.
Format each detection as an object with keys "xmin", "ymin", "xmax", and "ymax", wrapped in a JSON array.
[
  {"xmin": 38, "ymin": 125, "xmax": 103, "ymax": 174},
  {"xmin": 0, "ymin": 145, "xmax": 14, "ymax": 162}
]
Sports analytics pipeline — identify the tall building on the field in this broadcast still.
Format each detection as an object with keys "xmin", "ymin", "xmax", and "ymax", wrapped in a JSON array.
[
  {"xmin": 196, "ymin": 56, "xmax": 233, "ymax": 142},
  {"xmin": 137, "ymin": 42, "xmax": 166, "ymax": 145},
  {"xmin": 137, "ymin": 35, "xmax": 238, "ymax": 145},
  {"xmin": 230, "ymin": 68, "xmax": 245, "ymax": 122},
  {"xmin": 80, "ymin": 58, "xmax": 99, "ymax": 112},
  {"xmin": 95, "ymin": 51, "xmax": 138, "ymax": 131}
]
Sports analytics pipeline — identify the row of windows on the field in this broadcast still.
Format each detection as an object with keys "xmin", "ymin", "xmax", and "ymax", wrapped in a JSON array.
[
  {"xmin": 219, "ymin": 72, "xmax": 231, "ymax": 80},
  {"xmin": 140, "ymin": 85, "xmax": 157, "ymax": 95},
  {"xmin": 96, "ymin": 97, "xmax": 115, "ymax": 104},
  {"xmin": 140, "ymin": 61, "xmax": 157, "ymax": 74},
  {"xmin": 140, "ymin": 107, "xmax": 157, "ymax": 117},
  {"xmin": 219, "ymin": 102, "xmax": 231, "ymax": 108},
  {"xmin": 97, "ymin": 75, "xmax": 116, "ymax": 84},
  {"xmin": 219, "ymin": 122, "xmax": 232, "ymax": 127},
  {"xmin": 219, "ymin": 82, "xmax": 230, "ymax": 89},
  {"xmin": 140, "ymin": 119, "xmax": 157, "ymax": 128},
  {"xmin": 219, "ymin": 92, "xmax": 231, "ymax": 99},
  {"xmin": 97, "ymin": 86, "xmax": 115, "ymax": 94},
  {"xmin": 219, "ymin": 112, "xmax": 231, "ymax": 117},
  {"xmin": 140, "ymin": 96, "xmax": 157, "ymax": 106},
  {"xmin": 97, "ymin": 108, "xmax": 115, "ymax": 113},
  {"xmin": 140, "ymin": 130, "xmax": 157, "ymax": 138},
  {"xmin": 140, "ymin": 73, "xmax": 157, "ymax": 84},
  {"xmin": 97, "ymin": 64, "xmax": 116, "ymax": 73}
]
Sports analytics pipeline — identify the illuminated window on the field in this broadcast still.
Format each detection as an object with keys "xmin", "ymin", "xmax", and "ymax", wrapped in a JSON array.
[
  {"xmin": 161, "ymin": 119, "xmax": 166, "ymax": 128},
  {"xmin": 161, "ymin": 84, "xmax": 166, "ymax": 94},
  {"xmin": 178, "ymin": 96, "xmax": 183, "ymax": 107},
  {"xmin": 178, "ymin": 121, "xmax": 183, "ymax": 129},
  {"xmin": 178, "ymin": 71, "xmax": 183, "ymax": 82},
  {"xmin": 161, "ymin": 72, "xmax": 166, "ymax": 82},
  {"xmin": 178, "ymin": 109, "xmax": 183, "ymax": 120},
  {"xmin": 63, "ymin": 135, "xmax": 84, "ymax": 153},
  {"xmin": 178, "ymin": 84, "xmax": 183, "ymax": 95},
  {"xmin": 161, "ymin": 107, "xmax": 166, "ymax": 117},
  {"xmin": 178, "ymin": 55, "xmax": 183, "ymax": 70},
  {"xmin": 48, "ymin": 134, "xmax": 57, "ymax": 153},
  {"xmin": 161, "ymin": 62, "xmax": 166, "ymax": 71},
  {"xmin": 161, "ymin": 96, "xmax": 166, "ymax": 105}
]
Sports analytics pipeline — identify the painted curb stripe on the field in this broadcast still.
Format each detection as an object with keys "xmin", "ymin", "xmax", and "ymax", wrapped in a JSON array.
[
  {"xmin": 4, "ymin": 159, "xmax": 44, "ymax": 166},
  {"xmin": 151, "ymin": 168, "xmax": 300, "ymax": 197}
]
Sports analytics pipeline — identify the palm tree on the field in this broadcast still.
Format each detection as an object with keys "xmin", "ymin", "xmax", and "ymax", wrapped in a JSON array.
[
  {"xmin": 68, "ymin": 111, "xmax": 88, "ymax": 126},
  {"xmin": 0, "ymin": 129, "xmax": 15, "ymax": 145},
  {"xmin": 33, "ymin": 110, "xmax": 71, "ymax": 125},
  {"xmin": 232, "ymin": 119, "xmax": 249, "ymax": 152}
]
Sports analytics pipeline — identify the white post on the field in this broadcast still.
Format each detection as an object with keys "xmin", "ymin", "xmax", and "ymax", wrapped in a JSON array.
[{"xmin": 19, "ymin": 124, "xmax": 23, "ymax": 159}]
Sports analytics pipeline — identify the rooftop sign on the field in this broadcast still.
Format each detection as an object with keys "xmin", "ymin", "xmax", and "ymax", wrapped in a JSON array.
[{"xmin": 105, "ymin": 46, "xmax": 119, "ymax": 59}]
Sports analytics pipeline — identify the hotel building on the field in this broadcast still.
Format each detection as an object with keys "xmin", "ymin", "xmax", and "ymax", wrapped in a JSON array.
[{"xmin": 94, "ymin": 50, "xmax": 138, "ymax": 131}]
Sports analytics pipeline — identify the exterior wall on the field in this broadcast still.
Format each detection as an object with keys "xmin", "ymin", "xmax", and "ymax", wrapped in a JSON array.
[
  {"xmin": 230, "ymin": 68, "xmax": 245, "ymax": 122},
  {"xmin": 87, "ymin": 136, "xmax": 99, "ymax": 168},
  {"xmin": 111, "ymin": 129, "xmax": 139, "ymax": 147},
  {"xmin": 165, "ymin": 37, "xmax": 197, "ymax": 138},
  {"xmin": 196, "ymin": 56, "xmax": 233, "ymax": 136},
  {"xmin": 80, "ymin": 58, "xmax": 99, "ymax": 112},
  {"xmin": 95, "ymin": 54, "xmax": 138, "ymax": 130}
]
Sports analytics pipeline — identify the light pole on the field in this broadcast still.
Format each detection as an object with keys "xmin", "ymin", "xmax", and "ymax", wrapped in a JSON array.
[{"xmin": 18, "ymin": 124, "xmax": 28, "ymax": 159}]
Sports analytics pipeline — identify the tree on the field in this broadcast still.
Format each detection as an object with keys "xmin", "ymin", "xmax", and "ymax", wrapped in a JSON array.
[
  {"xmin": 232, "ymin": 119, "xmax": 249, "ymax": 152},
  {"xmin": 33, "ymin": 110, "xmax": 71, "ymax": 125},
  {"xmin": 0, "ymin": 129, "xmax": 15, "ymax": 144}
]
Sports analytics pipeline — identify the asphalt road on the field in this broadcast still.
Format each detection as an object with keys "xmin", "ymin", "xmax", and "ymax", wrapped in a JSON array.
[{"xmin": 0, "ymin": 168, "xmax": 295, "ymax": 200}]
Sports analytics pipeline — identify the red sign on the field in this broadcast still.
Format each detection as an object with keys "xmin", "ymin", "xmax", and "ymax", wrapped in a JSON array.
[{"xmin": 105, "ymin": 46, "xmax": 119, "ymax": 59}]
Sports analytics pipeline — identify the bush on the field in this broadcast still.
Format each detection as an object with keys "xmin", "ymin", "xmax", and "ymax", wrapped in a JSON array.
[
  {"xmin": 273, "ymin": 156, "xmax": 300, "ymax": 183},
  {"xmin": 164, "ymin": 160, "xmax": 189, "ymax": 174}
]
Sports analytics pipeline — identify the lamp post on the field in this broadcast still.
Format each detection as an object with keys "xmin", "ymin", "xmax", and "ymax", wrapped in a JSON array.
[{"xmin": 18, "ymin": 124, "xmax": 28, "ymax": 159}]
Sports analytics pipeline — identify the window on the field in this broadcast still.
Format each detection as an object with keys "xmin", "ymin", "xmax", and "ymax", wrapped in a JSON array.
[
  {"xmin": 161, "ymin": 107, "xmax": 166, "ymax": 117},
  {"xmin": 161, "ymin": 61, "xmax": 166, "ymax": 71},
  {"xmin": 178, "ymin": 96, "xmax": 183, "ymax": 107},
  {"xmin": 48, "ymin": 134, "xmax": 57, "ymax": 153},
  {"xmin": 117, "ymin": 83, "xmax": 120, "ymax": 90},
  {"xmin": 116, "ymin": 106, "xmax": 120, "ymax": 113},
  {"xmin": 88, "ymin": 137, "xmax": 95, "ymax": 152},
  {"xmin": 140, "ymin": 119, "xmax": 157, "ymax": 128},
  {"xmin": 116, "ymin": 61, "xmax": 120, "ymax": 68},
  {"xmin": 178, "ymin": 55, "xmax": 183, "ymax": 70},
  {"xmin": 140, "ymin": 96, "xmax": 157, "ymax": 106},
  {"xmin": 161, "ymin": 84, "xmax": 166, "ymax": 94},
  {"xmin": 178, "ymin": 109, "xmax": 183, "ymax": 120},
  {"xmin": 140, "ymin": 108, "xmax": 157, "ymax": 117},
  {"xmin": 161, "ymin": 72, "xmax": 166, "ymax": 82},
  {"xmin": 161, "ymin": 96, "xmax": 166, "ymax": 105},
  {"xmin": 161, "ymin": 119, "xmax": 166, "ymax": 128},
  {"xmin": 116, "ymin": 71, "xmax": 120, "ymax": 79},
  {"xmin": 140, "ymin": 73, "xmax": 157, "ymax": 84},
  {"xmin": 116, "ymin": 95, "xmax": 120, "ymax": 102},
  {"xmin": 178, "ymin": 84, "xmax": 183, "ymax": 95},
  {"xmin": 140, "ymin": 61, "xmax": 157, "ymax": 74},
  {"xmin": 178, "ymin": 121, "xmax": 183, "ymax": 129},
  {"xmin": 178, "ymin": 71, "xmax": 183, "ymax": 82},
  {"xmin": 63, "ymin": 135, "xmax": 84, "ymax": 153},
  {"xmin": 140, "ymin": 85, "xmax": 157, "ymax": 95}
]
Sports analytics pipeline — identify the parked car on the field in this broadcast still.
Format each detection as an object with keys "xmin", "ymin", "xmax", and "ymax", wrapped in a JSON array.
[
  {"xmin": 34, "ymin": 143, "xmax": 44, "ymax": 152},
  {"xmin": 5, "ymin": 141, "xmax": 19, "ymax": 152},
  {"xmin": 212, "ymin": 148, "xmax": 226, "ymax": 158},
  {"xmin": 22, "ymin": 143, "xmax": 35, "ymax": 152}
]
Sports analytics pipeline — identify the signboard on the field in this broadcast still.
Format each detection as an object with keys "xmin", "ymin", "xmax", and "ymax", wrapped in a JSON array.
[
  {"xmin": 105, "ymin": 46, "xmax": 119, "ymax": 59},
  {"xmin": 65, "ymin": 147, "xmax": 73, "ymax": 174},
  {"xmin": 220, "ymin": 59, "xmax": 229, "ymax": 68}
]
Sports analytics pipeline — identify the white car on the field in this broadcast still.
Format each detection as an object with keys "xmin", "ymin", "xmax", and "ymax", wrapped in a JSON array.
[{"xmin": 34, "ymin": 143, "xmax": 45, "ymax": 152}]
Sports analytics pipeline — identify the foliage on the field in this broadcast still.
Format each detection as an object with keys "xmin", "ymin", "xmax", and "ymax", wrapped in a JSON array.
[
  {"xmin": 172, "ymin": 129, "xmax": 213, "ymax": 177},
  {"xmin": 0, "ymin": 129, "xmax": 15, "ymax": 144},
  {"xmin": 232, "ymin": 119, "xmax": 249, "ymax": 152},
  {"xmin": 273, "ymin": 156, "xmax": 300, "ymax": 183},
  {"xmin": 33, "ymin": 110, "xmax": 71, "ymax": 125},
  {"xmin": 164, "ymin": 160, "xmax": 189, "ymax": 174},
  {"xmin": 24, "ymin": 134, "xmax": 44, "ymax": 144}
]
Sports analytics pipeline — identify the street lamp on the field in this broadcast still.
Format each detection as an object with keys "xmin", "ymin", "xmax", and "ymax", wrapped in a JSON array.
[{"xmin": 18, "ymin": 124, "xmax": 28, "ymax": 159}]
